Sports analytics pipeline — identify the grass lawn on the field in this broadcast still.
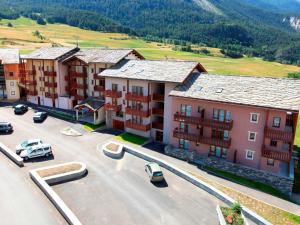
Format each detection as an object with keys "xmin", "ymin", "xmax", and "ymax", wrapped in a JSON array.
[
  {"xmin": 114, "ymin": 133, "xmax": 149, "ymax": 146},
  {"xmin": 204, "ymin": 166, "xmax": 291, "ymax": 200},
  {"xmin": 1, "ymin": 17, "xmax": 300, "ymax": 77},
  {"xmin": 83, "ymin": 123, "xmax": 105, "ymax": 132}
]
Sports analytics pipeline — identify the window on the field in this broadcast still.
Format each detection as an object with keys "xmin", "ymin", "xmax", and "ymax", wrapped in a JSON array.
[
  {"xmin": 132, "ymin": 86, "xmax": 143, "ymax": 96},
  {"xmin": 246, "ymin": 150, "xmax": 254, "ymax": 160},
  {"xmin": 179, "ymin": 139, "xmax": 189, "ymax": 150},
  {"xmin": 224, "ymin": 130, "xmax": 229, "ymax": 140},
  {"xmin": 210, "ymin": 146, "xmax": 227, "ymax": 159},
  {"xmin": 273, "ymin": 117, "xmax": 281, "ymax": 128},
  {"xmin": 11, "ymin": 91, "xmax": 15, "ymax": 96},
  {"xmin": 250, "ymin": 113, "xmax": 259, "ymax": 123},
  {"xmin": 270, "ymin": 140, "xmax": 277, "ymax": 147},
  {"xmin": 91, "ymin": 80, "xmax": 94, "ymax": 85},
  {"xmin": 248, "ymin": 131, "xmax": 257, "ymax": 142},
  {"xmin": 91, "ymin": 68, "xmax": 94, "ymax": 73},
  {"xmin": 98, "ymin": 68, "xmax": 102, "ymax": 73},
  {"xmin": 112, "ymin": 84, "xmax": 118, "ymax": 91},
  {"xmin": 225, "ymin": 111, "xmax": 231, "ymax": 122},
  {"xmin": 10, "ymin": 81, "xmax": 14, "ymax": 86},
  {"xmin": 210, "ymin": 146, "xmax": 216, "ymax": 155},
  {"xmin": 179, "ymin": 122, "xmax": 187, "ymax": 132},
  {"xmin": 213, "ymin": 109, "xmax": 219, "ymax": 120},
  {"xmin": 267, "ymin": 158, "xmax": 274, "ymax": 166},
  {"xmin": 219, "ymin": 110, "xmax": 225, "ymax": 122},
  {"xmin": 180, "ymin": 104, "xmax": 192, "ymax": 116},
  {"xmin": 9, "ymin": 72, "xmax": 14, "ymax": 77},
  {"xmin": 213, "ymin": 109, "xmax": 231, "ymax": 122},
  {"xmin": 123, "ymin": 86, "xmax": 126, "ymax": 91}
]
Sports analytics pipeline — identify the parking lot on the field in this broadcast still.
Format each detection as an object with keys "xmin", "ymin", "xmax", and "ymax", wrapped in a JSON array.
[{"xmin": 0, "ymin": 106, "xmax": 223, "ymax": 225}]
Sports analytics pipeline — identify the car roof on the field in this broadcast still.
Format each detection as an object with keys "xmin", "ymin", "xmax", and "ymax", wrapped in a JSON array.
[
  {"xmin": 15, "ymin": 104, "xmax": 24, "ymax": 108},
  {"xmin": 26, "ymin": 139, "xmax": 42, "ymax": 143},
  {"xmin": 0, "ymin": 122, "xmax": 10, "ymax": 125},
  {"xmin": 29, "ymin": 143, "xmax": 50, "ymax": 150},
  {"xmin": 147, "ymin": 163, "xmax": 161, "ymax": 172}
]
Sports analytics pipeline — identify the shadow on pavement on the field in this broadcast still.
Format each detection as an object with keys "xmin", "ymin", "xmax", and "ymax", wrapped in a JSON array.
[
  {"xmin": 151, "ymin": 179, "xmax": 168, "ymax": 188},
  {"xmin": 24, "ymin": 155, "xmax": 55, "ymax": 163},
  {"xmin": 143, "ymin": 142, "xmax": 166, "ymax": 153},
  {"xmin": 95, "ymin": 128, "xmax": 123, "ymax": 136}
]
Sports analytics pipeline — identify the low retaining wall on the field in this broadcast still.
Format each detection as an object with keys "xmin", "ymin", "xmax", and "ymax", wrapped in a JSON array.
[
  {"xmin": 102, "ymin": 142, "xmax": 124, "ymax": 159},
  {"xmin": 30, "ymin": 162, "xmax": 87, "ymax": 225},
  {"xmin": 121, "ymin": 145, "xmax": 271, "ymax": 225},
  {"xmin": 165, "ymin": 146, "xmax": 293, "ymax": 196},
  {"xmin": 0, "ymin": 142, "xmax": 24, "ymax": 167},
  {"xmin": 216, "ymin": 205, "xmax": 249, "ymax": 225}
]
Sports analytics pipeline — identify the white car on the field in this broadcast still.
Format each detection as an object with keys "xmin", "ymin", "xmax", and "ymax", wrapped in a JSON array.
[
  {"xmin": 145, "ymin": 162, "xmax": 164, "ymax": 182},
  {"xmin": 20, "ymin": 143, "xmax": 52, "ymax": 161},
  {"xmin": 16, "ymin": 139, "xmax": 43, "ymax": 154}
]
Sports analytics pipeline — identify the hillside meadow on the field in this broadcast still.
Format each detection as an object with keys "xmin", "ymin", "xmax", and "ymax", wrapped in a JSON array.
[{"xmin": 0, "ymin": 18, "xmax": 300, "ymax": 77}]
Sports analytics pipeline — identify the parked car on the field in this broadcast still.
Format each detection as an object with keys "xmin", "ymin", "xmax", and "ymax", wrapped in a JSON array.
[
  {"xmin": 0, "ymin": 122, "xmax": 13, "ymax": 134},
  {"xmin": 145, "ymin": 162, "xmax": 164, "ymax": 182},
  {"xmin": 33, "ymin": 112, "xmax": 47, "ymax": 122},
  {"xmin": 14, "ymin": 104, "xmax": 28, "ymax": 114},
  {"xmin": 20, "ymin": 143, "xmax": 52, "ymax": 161},
  {"xmin": 16, "ymin": 139, "xmax": 43, "ymax": 154}
]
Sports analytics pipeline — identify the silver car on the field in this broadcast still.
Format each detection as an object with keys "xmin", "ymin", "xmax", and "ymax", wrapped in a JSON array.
[
  {"xmin": 16, "ymin": 139, "xmax": 43, "ymax": 154},
  {"xmin": 145, "ymin": 162, "xmax": 164, "ymax": 182}
]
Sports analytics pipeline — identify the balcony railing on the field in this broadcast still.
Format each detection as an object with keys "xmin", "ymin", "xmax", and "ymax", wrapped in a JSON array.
[
  {"xmin": 104, "ymin": 90, "xmax": 122, "ymax": 98},
  {"xmin": 105, "ymin": 103, "xmax": 122, "ymax": 112},
  {"xmin": 125, "ymin": 120, "xmax": 151, "ymax": 132},
  {"xmin": 152, "ymin": 108, "xmax": 164, "ymax": 116},
  {"xmin": 152, "ymin": 93, "xmax": 164, "ymax": 101},
  {"xmin": 125, "ymin": 107, "xmax": 150, "ymax": 117},
  {"xmin": 44, "ymin": 71, "xmax": 57, "ymax": 77},
  {"xmin": 264, "ymin": 127, "xmax": 293, "ymax": 142},
  {"xmin": 74, "ymin": 94, "xmax": 86, "ymax": 101},
  {"xmin": 152, "ymin": 121, "xmax": 164, "ymax": 130},
  {"xmin": 44, "ymin": 82, "xmax": 57, "ymax": 88},
  {"xmin": 26, "ymin": 80, "xmax": 37, "ymax": 85},
  {"xmin": 174, "ymin": 113, "xmax": 233, "ymax": 130},
  {"xmin": 28, "ymin": 90, "xmax": 38, "ymax": 96},
  {"xmin": 69, "ymin": 82, "xmax": 87, "ymax": 90},
  {"xmin": 69, "ymin": 71, "xmax": 86, "ymax": 78},
  {"xmin": 94, "ymin": 85, "xmax": 105, "ymax": 92},
  {"xmin": 125, "ymin": 93, "xmax": 151, "ymax": 102},
  {"xmin": 173, "ymin": 128, "xmax": 231, "ymax": 148},
  {"xmin": 261, "ymin": 145, "xmax": 291, "ymax": 162},
  {"xmin": 45, "ymin": 92, "xmax": 58, "ymax": 99}
]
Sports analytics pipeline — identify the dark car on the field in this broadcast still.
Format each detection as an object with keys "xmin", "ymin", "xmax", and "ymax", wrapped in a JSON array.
[
  {"xmin": 14, "ymin": 104, "xmax": 28, "ymax": 114},
  {"xmin": 0, "ymin": 122, "xmax": 13, "ymax": 134},
  {"xmin": 33, "ymin": 112, "xmax": 47, "ymax": 122}
]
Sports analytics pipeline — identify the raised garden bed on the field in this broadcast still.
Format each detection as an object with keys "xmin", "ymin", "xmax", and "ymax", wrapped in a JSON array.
[{"xmin": 216, "ymin": 203, "xmax": 247, "ymax": 225}]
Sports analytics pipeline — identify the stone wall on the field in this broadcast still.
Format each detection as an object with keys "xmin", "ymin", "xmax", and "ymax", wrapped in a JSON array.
[{"xmin": 164, "ymin": 145, "xmax": 294, "ymax": 196}]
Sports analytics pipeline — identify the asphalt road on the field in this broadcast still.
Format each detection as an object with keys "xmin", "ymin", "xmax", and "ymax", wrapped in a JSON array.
[{"xmin": 0, "ymin": 106, "xmax": 223, "ymax": 225}]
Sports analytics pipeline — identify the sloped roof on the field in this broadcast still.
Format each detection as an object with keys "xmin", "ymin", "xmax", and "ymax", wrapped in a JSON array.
[
  {"xmin": 0, "ymin": 49, "xmax": 20, "ymax": 64},
  {"xmin": 100, "ymin": 60, "xmax": 204, "ymax": 83},
  {"xmin": 23, "ymin": 47, "xmax": 78, "ymax": 60},
  {"xmin": 170, "ymin": 73, "xmax": 300, "ymax": 111},
  {"xmin": 64, "ymin": 49, "xmax": 142, "ymax": 64}
]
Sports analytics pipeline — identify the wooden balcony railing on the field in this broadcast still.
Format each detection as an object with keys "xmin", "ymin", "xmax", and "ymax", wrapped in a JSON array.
[
  {"xmin": 74, "ymin": 94, "xmax": 86, "ymax": 101},
  {"xmin": 125, "ymin": 120, "xmax": 151, "ymax": 132},
  {"xmin": 125, "ymin": 93, "xmax": 151, "ymax": 102},
  {"xmin": 152, "ymin": 121, "xmax": 164, "ymax": 130},
  {"xmin": 152, "ymin": 93, "xmax": 164, "ymax": 101},
  {"xmin": 26, "ymin": 80, "xmax": 37, "ymax": 85},
  {"xmin": 105, "ymin": 103, "xmax": 121, "ymax": 112},
  {"xmin": 264, "ymin": 127, "xmax": 293, "ymax": 142},
  {"xmin": 44, "ymin": 82, "xmax": 57, "ymax": 88},
  {"xmin": 104, "ymin": 90, "xmax": 122, "ymax": 98},
  {"xmin": 174, "ymin": 113, "xmax": 233, "ymax": 130},
  {"xmin": 69, "ymin": 82, "xmax": 87, "ymax": 90},
  {"xmin": 94, "ymin": 85, "xmax": 105, "ymax": 92},
  {"xmin": 125, "ymin": 107, "xmax": 150, "ymax": 117},
  {"xmin": 28, "ymin": 90, "xmax": 38, "ymax": 96},
  {"xmin": 152, "ymin": 108, "xmax": 164, "ymax": 116},
  {"xmin": 45, "ymin": 92, "xmax": 58, "ymax": 99},
  {"xmin": 69, "ymin": 71, "xmax": 86, "ymax": 78},
  {"xmin": 173, "ymin": 128, "xmax": 231, "ymax": 148},
  {"xmin": 44, "ymin": 71, "xmax": 57, "ymax": 77},
  {"xmin": 261, "ymin": 145, "xmax": 291, "ymax": 162}
]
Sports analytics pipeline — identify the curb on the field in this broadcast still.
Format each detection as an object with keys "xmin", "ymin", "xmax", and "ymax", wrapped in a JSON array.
[
  {"xmin": 102, "ymin": 142, "xmax": 124, "ymax": 159},
  {"xmin": 29, "ymin": 162, "xmax": 87, "ymax": 225},
  {"xmin": 0, "ymin": 142, "xmax": 24, "ymax": 167}
]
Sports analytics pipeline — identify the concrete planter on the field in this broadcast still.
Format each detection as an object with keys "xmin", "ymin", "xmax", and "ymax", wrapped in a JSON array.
[
  {"xmin": 0, "ymin": 142, "xmax": 24, "ymax": 167},
  {"xmin": 102, "ymin": 142, "xmax": 124, "ymax": 159},
  {"xmin": 216, "ymin": 205, "xmax": 249, "ymax": 225},
  {"xmin": 30, "ymin": 162, "xmax": 87, "ymax": 225}
]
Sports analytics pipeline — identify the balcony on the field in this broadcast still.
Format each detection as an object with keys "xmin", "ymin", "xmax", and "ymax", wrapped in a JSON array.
[
  {"xmin": 74, "ymin": 94, "xmax": 86, "ymax": 101},
  {"xmin": 69, "ymin": 82, "xmax": 87, "ymax": 90},
  {"xmin": 173, "ymin": 128, "xmax": 231, "ymax": 148},
  {"xmin": 125, "ymin": 93, "xmax": 151, "ymax": 102},
  {"xmin": 152, "ymin": 108, "xmax": 164, "ymax": 116},
  {"xmin": 174, "ymin": 113, "xmax": 233, "ymax": 130},
  {"xmin": 125, "ymin": 120, "xmax": 151, "ymax": 132},
  {"xmin": 152, "ymin": 121, "xmax": 164, "ymax": 130},
  {"xmin": 152, "ymin": 93, "xmax": 164, "ymax": 101},
  {"xmin": 93, "ymin": 73, "xmax": 104, "ymax": 80},
  {"xmin": 44, "ymin": 82, "xmax": 57, "ymax": 88},
  {"xmin": 105, "ymin": 103, "xmax": 121, "ymax": 112},
  {"xmin": 94, "ymin": 85, "xmax": 105, "ymax": 92},
  {"xmin": 104, "ymin": 90, "xmax": 122, "ymax": 98},
  {"xmin": 125, "ymin": 107, "xmax": 150, "ymax": 117},
  {"xmin": 44, "ymin": 71, "xmax": 57, "ymax": 77},
  {"xmin": 69, "ymin": 71, "xmax": 86, "ymax": 78},
  {"xmin": 26, "ymin": 80, "xmax": 37, "ymax": 86},
  {"xmin": 28, "ymin": 90, "xmax": 38, "ymax": 96},
  {"xmin": 27, "ymin": 70, "xmax": 36, "ymax": 76},
  {"xmin": 262, "ymin": 145, "xmax": 291, "ymax": 162},
  {"xmin": 264, "ymin": 127, "xmax": 293, "ymax": 142},
  {"xmin": 45, "ymin": 92, "xmax": 58, "ymax": 99}
]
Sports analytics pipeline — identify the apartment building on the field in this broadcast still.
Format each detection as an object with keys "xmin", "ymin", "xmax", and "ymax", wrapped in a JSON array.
[
  {"xmin": 169, "ymin": 73, "xmax": 300, "ymax": 176},
  {"xmin": 21, "ymin": 47, "xmax": 80, "ymax": 108},
  {"xmin": 100, "ymin": 60, "xmax": 206, "ymax": 143},
  {"xmin": 0, "ymin": 49, "xmax": 21, "ymax": 100}
]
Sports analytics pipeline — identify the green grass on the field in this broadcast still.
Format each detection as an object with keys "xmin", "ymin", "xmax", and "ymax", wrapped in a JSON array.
[
  {"xmin": 204, "ymin": 166, "xmax": 291, "ymax": 200},
  {"xmin": 114, "ymin": 133, "xmax": 149, "ymax": 146},
  {"xmin": 284, "ymin": 212, "xmax": 300, "ymax": 224},
  {"xmin": 83, "ymin": 123, "xmax": 105, "ymax": 132},
  {"xmin": 220, "ymin": 207, "xmax": 244, "ymax": 225},
  {"xmin": 1, "ymin": 17, "xmax": 300, "ymax": 77},
  {"xmin": 295, "ymin": 115, "xmax": 300, "ymax": 148}
]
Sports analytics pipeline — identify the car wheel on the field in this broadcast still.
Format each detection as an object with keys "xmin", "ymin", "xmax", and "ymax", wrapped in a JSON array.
[{"xmin": 24, "ymin": 157, "xmax": 28, "ymax": 161}]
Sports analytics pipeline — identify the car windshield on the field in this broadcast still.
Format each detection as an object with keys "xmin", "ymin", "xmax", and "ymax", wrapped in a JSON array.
[{"xmin": 153, "ymin": 172, "xmax": 163, "ymax": 177}]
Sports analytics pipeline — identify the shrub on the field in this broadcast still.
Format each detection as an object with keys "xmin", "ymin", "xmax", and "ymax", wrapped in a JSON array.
[
  {"xmin": 232, "ymin": 202, "xmax": 242, "ymax": 215},
  {"xmin": 287, "ymin": 72, "xmax": 300, "ymax": 79},
  {"xmin": 7, "ymin": 22, "xmax": 13, "ymax": 27}
]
